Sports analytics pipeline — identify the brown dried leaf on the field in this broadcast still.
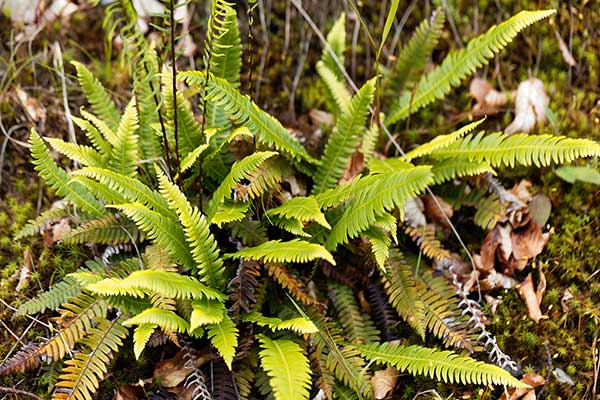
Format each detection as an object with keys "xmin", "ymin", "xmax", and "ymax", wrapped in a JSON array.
[
  {"xmin": 309, "ymin": 109, "xmax": 334, "ymax": 127},
  {"xmin": 113, "ymin": 384, "xmax": 144, "ymax": 400},
  {"xmin": 469, "ymin": 78, "xmax": 508, "ymax": 116},
  {"xmin": 16, "ymin": 250, "xmax": 34, "ymax": 292},
  {"xmin": 518, "ymin": 273, "xmax": 545, "ymax": 322},
  {"xmin": 509, "ymin": 220, "xmax": 549, "ymax": 274},
  {"xmin": 52, "ymin": 218, "xmax": 71, "ymax": 244},
  {"xmin": 371, "ymin": 366, "xmax": 398, "ymax": 399},
  {"xmin": 339, "ymin": 151, "xmax": 365, "ymax": 184},
  {"xmin": 15, "ymin": 86, "xmax": 46, "ymax": 122},
  {"xmin": 153, "ymin": 350, "xmax": 191, "ymax": 388},
  {"xmin": 506, "ymin": 78, "xmax": 549, "ymax": 135},
  {"xmin": 422, "ymin": 195, "xmax": 453, "ymax": 228},
  {"xmin": 561, "ymin": 288, "xmax": 574, "ymax": 312},
  {"xmin": 509, "ymin": 180, "xmax": 533, "ymax": 204},
  {"xmin": 500, "ymin": 373, "xmax": 545, "ymax": 400}
]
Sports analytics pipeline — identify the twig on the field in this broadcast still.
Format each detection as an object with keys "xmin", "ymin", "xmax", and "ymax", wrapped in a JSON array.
[
  {"xmin": 0, "ymin": 386, "xmax": 44, "ymax": 400},
  {"xmin": 169, "ymin": 0, "xmax": 181, "ymax": 185},
  {"xmin": 537, "ymin": 342, "xmax": 554, "ymax": 398}
]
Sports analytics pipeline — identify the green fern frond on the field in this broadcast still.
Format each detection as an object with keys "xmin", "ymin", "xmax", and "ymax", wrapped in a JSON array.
[
  {"xmin": 243, "ymin": 311, "xmax": 318, "ymax": 334},
  {"xmin": 72, "ymin": 61, "xmax": 120, "ymax": 130},
  {"xmin": 382, "ymin": 254, "xmax": 425, "ymax": 339},
  {"xmin": 385, "ymin": 9, "xmax": 445, "ymax": 94},
  {"xmin": 430, "ymin": 132, "xmax": 600, "ymax": 168},
  {"xmin": 385, "ymin": 10, "xmax": 556, "ymax": 125},
  {"xmin": 313, "ymin": 78, "xmax": 376, "ymax": 194},
  {"xmin": 316, "ymin": 61, "xmax": 351, "ymax": 116},
  {"xmin": 266, "ymin": 197, "xmax": 331, "ymax": 229},
  {"xmin": 243, "ymin": 158, "xmax": 288, "ymax": 200},
  {"xmin": 15, "ymin": 206, "xmax": 70, "ymax": 240},
  {"xmin": 180, "ymin": 143, "xmax": 209, "ymax": 172},
  {"xmin": 230, "ymin": 219, "xmax": 268, "ymax": 246},
  {"xmin": 87, "ymin": 270, "xmax": 225, "ymax": 301},
  {"xmin": 133, "ymin": 323, "xmax": 157, "ymax": 359},
  {"xmin": 357, "ymin": 342, "xmax": 527, "ymax": 388},
  {"xmin": 205, "ymin": 75, "xmax": 315, "ymax": 163},
  {"xmin": 16, "ymin": 276, "xmax": 81, "ymax": 316},
  {"xmin": 473, "ymin": 194, "xmax": 503, "ymax": 229},
  {"xmin": 361, "ymin": 117, "xmax": 381, "ymax": 162},
  {"xmin": 365, "ymin": 227, "xmax": 391, "ymax": 272},
  {"xmin": 321, "ymin": 13, "xmax": 346, "ymax": 78},
  {"xmin": 52, "ymin": 315, "xmax": 128, "ymax": 400},
  {"xmin": 157, "ymin": 168, "xmax": 225, "ymax": 289},
  {"xmin": 79, "ymin": 109, "xmax": 118, "ymax": 145},
  {"xmin": 406, "ymin": 119, "xmax": 485, "ymax": 160},
  {"xmin": 123, "ymin": 308, "xmax": 190, "ymax": 333},
  {"xmin": 329, "ymin": 282, "xmax": 380, "ymax": 344},
  {"xmin": 207, "ymin": 151, "xmax": 278, "ymax": 219},
  {"xmin": 405, "ymin": 225, "xmax": 450, "ymax": 260},
  {"xmin": 324, "ymin": 346, "xmax": 373, "ymax": 399},
  {"xmin": 258, "ymin": 334, "xmax": 312, "ymax": 400},
  {"xmin": 326, "ymin": 166, "xmax": 434, "ymax": 249},
  {"xmin": 71, "ymin": 167, "xmax": 174, "ymax": 218},
  {"xmin": 368, "ymin": 157, "xmax": 414, "ymax": 175},
  {"xmin": 134, "ymin": 50, "xmax": 162, "ymax": 162},
  {"xmin": 109, "ymin": 97, "xmax": 139, "ymax": 177},
  {"xmin": 227, "ymin": 239, "xmax": 335, "ymax": 265},
  {"xmin": 431, "ymin": 159, "xmax": 495, "ymax": 184},
  {"xmin": 212, "ymin": 201, "xmax": 251, "ymax": 227},
  {"xmin": 45, "ymin": 138, "xmax": 105, "ymax": 167},
  {"xmin": 207, "ymin": 314, "xmax": 238, "ymax": 369},
  {"xmin": 71, "ymin": 116, "xmax": 111, "ymax": 158},
  {"xmin": 270, "ymin": 216, "xmax": 311, "ymax": 237},
  {"xmin": 162, "ymin": 79, "xmax": 201, "ymax": 157},
  {"xmin": 29, "ymin": 130, "xmax": 105, "ymax": 217},
  {"xmin": 110, "ymin": 203, "xmax": 195, "ymax": 269},
  {"xmin": 61, "ymin": 214, "xmax": 144, "ymax": 245},
  {"xmin": 190, "ymin": 298, "xmax": 226, "ymax": 331}
]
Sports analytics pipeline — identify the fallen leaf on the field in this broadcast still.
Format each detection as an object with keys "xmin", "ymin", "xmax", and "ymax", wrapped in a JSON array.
[
  {"xmin": 509, "ymin": 219, "xmax": 550, "ymax": 274},
  {"xmin": 309, "ymin": 109, "xmax": 334, "ymax": 127},
  {"xmin": 517, "ymin": 273, "xmax": 545, "ymax": 322},
  {"xmin": 339, "ymin": 151, "xmax": 365, "ymax": 184},
  {"xmin": 535, "ymin": 267, "xmax": 546, "ymax": 305},
  {"xmin": 500, "ymin": 373, "xmax": 545, "ymax": 400},
  {"xmin": 371, "ymin": 367, "xmax": 398, "ymax": 399},
  {"xmin": 52, "ymin": 218, "xmax": 71, "ymax": 244},
  {"xmin": 484, "ymin": 295, "xmax": 501, "ymax": 314},
  {"xmin": 509, "ymin": 180, "xmax": 533, "ymax": 204},
  {"xmin": 528, "ymin": 194, "xmax": 552, "ymax": 227},
  {"xmin": 113, "ymin": 384, "xmax": 144, "ymax": 400},
  {"xmin": 16, "ymin": 249, "xmax": 34, "ymax": 292},
  {"xmin": 560, "ymin": 288, "xmax": 574, "ymax": 312},
  {"xmin": 469, "ymin": 78, "xmax": 508, "ymax": 116},
  {"xmin": 15, "ymin": 86, "xmax": 47, "ymax": 122},
  {"xmin": 154, "ymin": 351, "xmax": 192, "ymax": 388},
  {"xmin": 422, "ymin": 195, "xmax": 453, "ymax": 228},
  {"xmin": 403, "ymin": 197, "xmax": 426, "ymax": 229},
  {"xmin": 553, "ymin": 367, "xmax": 575, "ymax": 385},
  {"xmin": 480, "ymin": 270, "xmax": 519, "ymax": 291},
  {"xmin": 506, "ymin": 78, "xmax": 549, "ymax": 135}
]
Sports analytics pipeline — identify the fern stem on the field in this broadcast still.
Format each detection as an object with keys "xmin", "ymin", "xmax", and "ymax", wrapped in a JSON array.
[{"xmin": 169, "ymin": 0, "xmax": 182, "ymax": 186}]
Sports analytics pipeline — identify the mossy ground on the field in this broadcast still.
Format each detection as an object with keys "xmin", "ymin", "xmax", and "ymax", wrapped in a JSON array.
[{"xmin": 0, "ymin": 1, "xmax": 598, "ymax": 398}]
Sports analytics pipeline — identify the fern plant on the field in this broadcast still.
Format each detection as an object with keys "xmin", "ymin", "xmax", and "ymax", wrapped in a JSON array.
[{"xmin": 3, "ymin": 4, "xmax": 600, "ymax": 400}]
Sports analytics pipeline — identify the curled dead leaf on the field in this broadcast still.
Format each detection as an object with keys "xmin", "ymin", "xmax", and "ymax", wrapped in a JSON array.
[
  {"xmin": 339, "ymin": 151, "xmax": 365, "ymax": 184},
  {"xmin": 517, "ymin": 273, "xmax": 546, "ymax": 322},
  {"xmin": 500, "ymin": 373, "xmax": 545, "ymax": 400},
  {"xmin": 16, "ymin": 249, "xmax": 34, "ymax": 292},
  {"xmin": 506, "ymin": 78, "xmax": 549, "ymax": 135},
  {"xmin": 469, "ymin": 78, "xmax": 509, "ymax": 116},
  {"xmin": 371, "ymin": 366, "xmax": 398, "ymax": 399},
  {"xmin": 15, "ymin": 86, "xmax": 47, "ymax": 122},
  {"xmin": 509, "ymin": 180, "xmax": 533, "ymax": 204}
]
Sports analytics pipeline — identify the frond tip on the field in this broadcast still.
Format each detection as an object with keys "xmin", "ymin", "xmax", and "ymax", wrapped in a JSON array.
[
  {"xmin": 357, "ymin": 342, "xmax": 528, "ymax": 388},
  {"xmin": 226, "ymin": 239, "xmax": 336, "ymax": 265}
]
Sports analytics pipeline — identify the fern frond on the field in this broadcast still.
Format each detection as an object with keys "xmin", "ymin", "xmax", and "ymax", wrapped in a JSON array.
[
  {"xmin": 29, "ymin": 130, "xmax": 105, "ymax": 217},
  {"xmin": 16, "ymin": 276, "xmax": 81, "ymax": 316},
  {"xmin": 87, "ymin": 270, "xmax": 225, "ymax": 300},
  {"xmin": 368, "ymin": 157, "xmax": 414, "ymax": 175},
  {"xmin": 324, "ymin": 346, "xmax": 373, "ymax": 398},
  {"xmin": 406, "ymin": 119, "xmax": 485, "ymax": 160},
  {"xmin": 71, "ymin": 167, "xmax": 173, "ymax": 217},
  {"xmin": 227, "ymin": 239, "xmax": 335, "ymax": 265},
  {"xmin": 61, "ymin": 214, "xmax": 143, "ymax": 245},
  {"xmin": 329, "ymin": 282, "xmax": 380, "ymax": 344},
  {"xmin": 212, "ymin": 201, "xmax": 251, "ymax": 227},
  {"xmin": 134, "ymin": 50, "xmax": 162, "ymax": 162},
  {"xmin": 326, "ymin": 166, "xmax": 434, "ymax": 249},
  {"xmin": 431, "ymin": 159, "xmax": 495, "ymax": 184},
  {"xmin": 190, "ymin": 299, "xmax": 226, "ymax": 331},
  {"xmin": 72, "ymin": 61, "xmax": 119, "ymax": 130},
  {"xmin": 157, "ymin": 168, "xmax": 225, "ymax": 289},
  {"xmin": 207, "ymin": 314, "xmax": 238, "ymax": 369},
  {"xmin": 382, "ymin": 254, "xmax": 425, "ymax": 339},
  {"xmin": 110, "ymin": 203, "xmax": 195, "ymax": 269},
  {"xmin": 123, "ymin": 308, "xmax": 190, "ymax": 333},
  {"xmin": 473, "ymin": 194, "xmax": 503, "ymax": 229},
  {"xmin": 385, "ymin": 10, "xmax": 556, "ymax": 125},
  {"xmin": 266, "ymin": 263, "xmax": 320, "ymax": 307},
  {"xmin": 365, "ymin": 227, "xmax": 391, "ymax": 272},
  {"xmin": 242, "ymin": 158, "xmax": 288, "ymax": 200},
  {"xmin": 430, "ymin": 132, "xmax": 600, "ymax": 168},
  {"xmin": 361, "ymin": 117, "xmax": 381, "ymax": 162},
  {"xmin": 405, "ymin": 225, "xmax": 450, "ymax": 260},
  {"xmin": 71, "ymin": 116, "xmax": 111, "ymax": 158},
  {"xmin": 52, "ymin": 315, "xmax": 128, "ymax": 400},
  {"xmin": 266, "ymin": 196, "xmax": 331, "ymax": 229},
  {"xmin": 316, "ymin": 61, "xmax": 351, "ymax": 116},
  {"xmin": 162, "ymin": 79, "xmax": 201, "ymax": 157},
  {"xmin": 313, "ymin": 78, "xmax": 376, "ymax": 194},
  {"xmin": 205, "ymin": 76, "xmax": 316, "ymax": 163},
  {"xmin": 385, "ymin": 9, "xmax": 445, "ymax": 94},
  {"xmin": 243, "ymin": 311, "xmax": 318, "ymax": 334},
  {"xmin": 109, "ymin": 97, "xmax": 139, "ymax": 177},
  {"xmin": 207, "ymin": 151, "xmax": 278, "ymax": 219},
  {"xmin": 180, "ymin": 143, "xmax": 209, "ymax": 172},
  {"xmin": 258, "ymin": 334, "xmax": 312, "ymax": 400},
  {"xmin": 15, "ymin": 206, "xmax": 70, "ymax": 240},
  {"xmin": 357, "ymin": 342, "xmax": 527, "ymax": 387},
  {"xmin": 321, "ymin": 13, "xmax": 346, "ymax": 78},
  {"xmin": 79, "ymin": 109, "xmax": 118, "ymax": 144},
  {"xmin": 45, "ymin": 138, "xmax": 105, "ymax": 167},
  {"xmin": 133, "ymin": 323, "xmax": 157, "ymax": 359}
]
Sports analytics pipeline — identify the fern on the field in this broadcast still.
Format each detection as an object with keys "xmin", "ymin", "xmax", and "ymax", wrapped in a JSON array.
[
  {"xmin": 430, "ymin": 132, "xmax": 600, "ymax": 168},
  {"xmin": 52, "ymin": 315, "xmax": 128, "ymax": 400},
  {"xmin": 29, "ymin": 130, "xmax": 105, "ymax": 217},
  {"xmin": 266, "ymin": 263, "xmax": 321, "ymax": 307},
  {"xmin": 15, "ymin": 206, "xmax": 71, "ymax": 240},
  {"xmin": 162, "ymin": 78, "xmax": 202, "ymax": 157},
  {"xmin": 385, "ymin": 9, "xmax": 445, "ymax": 94},
  {"xmin": 227, "ymin": 239, "xmax": 335, "ymax": 265},
  {"xmin": 326, "ymin": 166, "xmax": 434, "ymax": 249},
  {"xmin": 258, "ymin": 334, "xmax": 312, "ymax": 400},
  {"xmin": 357, "ymin": 342, "xmax": 527, "ymax": 387},
  {"xmin": 266, "ymin": 196, "xmax": 331, "ymax": 229},
  {"xmin": 190, "ymin": 298, "xmax": 226, "ymax": 330},
  {"xmin": 207, "ymin": 314, "xmax": 238, "ymax": 369},
  {"xmin": 205, "ymin": 75, "xmax": 316, "ymax": 163},
  {"xmin": 132, "ymin": 323, "xmax": 157, "ymax": 359},
  {"xmin": 45, "ymin": 138, "xmax": 105, "ymax": 168},
  {"xmin": 431, "ymin": 159, "xmax": 495, "ymax": 184},
  {"xmin": 60, "ymin": 214, "xmax": 144, "ymax": 245},
  {"xmin": 16, "ymin": 276, "xmax": 81, "ymax": 316},
  {"xmin": 313, "ymin": 78, "xmax": 375, "ymax": 194},
  {"xmin": 109, "ymin": 97, "xmax": 139, "ymax": 177},
  {"xmin": 385, "ymin": 10, "xmax": 556, "ymax": 125},
  {"xmin": 243, "ymin": 311, "xmax": 318, "ymax": 334},
  {"xmin": 329, "ymin": 282, "xmax": 380, "ymax": 344},
  {"xmin": 321, "ymin": 13, "xmax": 346, "ymax": 78},
  {"xmin": 157, "ymin": 168, "xmax": 225, "ymax": 289},
  {"xmin": 71, "ymin": 116, "xmax": 111, "ymax": 159},
  {"xmin": 72, "ymin": 61, "xmax": 120, "ymax": 130},
  {"xmin": 365, "ymin": 227, "xmax": 391, "ymax": 271},
  {"xmin": 123, "ymin": 308, "xmax": 190, "ymax": 333},
  {"xmin": 87, "ymin": 270, "xmax": 225, "ymax": 300},
  {"xmin": 316, "ymin": 61, "xmax": 351, "ymax": 116}
]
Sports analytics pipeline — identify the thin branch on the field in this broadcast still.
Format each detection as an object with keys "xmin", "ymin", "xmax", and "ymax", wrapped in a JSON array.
[
  {"xmin": 169, "ymin": 0, "xmax": 181, "ymax": 185},
  {"xmin": 0, "ymin": 386, "xmax": 44, "ymax": 400}
]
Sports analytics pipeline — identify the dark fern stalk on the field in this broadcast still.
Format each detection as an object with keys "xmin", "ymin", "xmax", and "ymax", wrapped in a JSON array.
[{"xmin": 168, "ymin": 0, "xmax": 182, "ymax": 185}]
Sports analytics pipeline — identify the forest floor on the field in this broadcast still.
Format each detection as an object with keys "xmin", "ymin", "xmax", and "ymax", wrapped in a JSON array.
[{"xmin": 0, "ymin": 1, "xmax": 599, "ymax": 399}]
